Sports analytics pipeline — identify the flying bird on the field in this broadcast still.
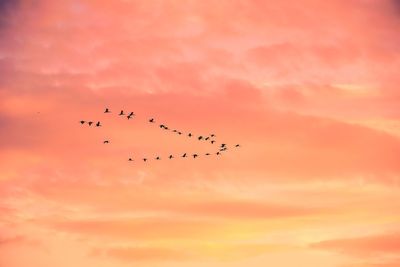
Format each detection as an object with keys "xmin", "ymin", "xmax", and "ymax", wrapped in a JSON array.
[
  {"xmin": 88, "ymin": 121, "xmax": 93, "ymax": 126},
  {"xmin": 211, "ymin": 140, "xmax": 216, "ymax": 144},
  {"xmin": 119, "ymin": 110, "xmax": 124, "ymax": 116},
  {"xmin": 182, "ymin": 153, "xmax": 187, "ymax": 158},
  {"xmin": 205, "ymin": 153, "xmax": 210, "ymax": 156},
  {"xmin": 96, "ymin": 121, "xmax": 101, "ymax": 127},
  {"xmin": 188, "ymin": 133, "xmax": 192, "ymax": 137},
  {"xmin": 198, "ymin": 136, "xmax": 203, "ymax": 140},
  {"xmin": 143, "ymin": 158, "xmax": 148, "ymax": 162},
  {"xmin": 193, "ymin": 154, "xmax": 198, "ymax": 158},
  {"xmin": 216, "ymin": 152, "xmax": 221, "ymax": 155},
  {"xmin": 178, "ymin": 131, "xmax": 182, "ymax": 135},
  {"xmin": 149, "ymin": 118, "xmax": 155, "ymax": 123},
  {"xmin": 160, "ymin": 124, "xmax": 165, "ymax": 129},
  {"xmin": 205, "ymin": 137, "xmax": 210, "ymax": 141},
  {"xmin": 169, "ymin": 155, "xmax": 173, "ymax": 159},
  {"xmin": 103, "ymin": 140, "xmax": 109, "ymax": 144},
  {"xmin": 128, "ymin": 158, "xmax": 133, "ymax": 161},
  {"xmin": 173, "ymin": 129, "xmax": 177, "ymax": 133},
  {"xmin": 221, "ymin": 143, "xmax": 226, "ymax": 147},
  {"xmin": 156, "ymin": 156, "xmax": 161, "ymax": 160},
  {"xmin": 80, "ymin": 120, "xmax": 85, "ymax": 124},
  {"xmin": 104, "ymin": 108, "xmax": 110, "ymax": 113},
  {"xmin": 235, "ymin": 144, "xmax": 240, "ymax": 147},
  {"xmin": 210, "ymin": 134, "xmax": 215, "ymax": 137}
]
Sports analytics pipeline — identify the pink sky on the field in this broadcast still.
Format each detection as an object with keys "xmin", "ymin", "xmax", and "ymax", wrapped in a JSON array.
[{"xmin": 1, "ymin": 1, "xmax": 400, "ymax": 266}]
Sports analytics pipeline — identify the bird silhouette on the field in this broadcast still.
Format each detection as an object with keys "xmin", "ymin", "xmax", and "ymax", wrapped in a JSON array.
[
  {"xmin": 164, "ymin": 126, "xmax": 169, "ymax": 130},
  {"xmin": 220, "ymin": 147, "xmax": 227, "ymax": 151},
  {"xmin": 178, "ymin": 131, "xmax": 182, "ymax": 135},
  {"xmin": 169, "ymin": 155, "xmax": 173, "ymax": 159},
  {"xmin": 193, "ymin": 154, "xmax": 198, "ymax": 158},
  {"xmin": 205, "ymin": 153, "xmax": 210, "ymax": 156},
  {"xmin": 198, "ymin": 136, "xmax": 203, "ymax": 140},
  {"xmin": 80, "ymin": 120, "xmax": 85, "ymax": 124},
  {"xmin": 210, "ymin": 134, "xmax": 216, "ymax": 137},
  {"xmin": 221, "ymin": 143, "xmax": 226, "ymax": 147},
  {"xmin": 173, "ymin": 129, "xmax": 177, "ymax": 133},
  {"xmin": 205, "ymin": 137, "xmax": 210, "ymax": 141},
  {"xmin": 182, "ymin": 153, "xmax": 187, "ymax": 158},
  {"xmin": 119, "ymin": 110, "xmax": 124, "ymax": 116},
  {"xmin": 127, "ymin": 113, "xmax": 134, "ymax": 119},
  {"xmin": 128, "ymin": 158, "xmax": 133, "ymax": 161},
  {"xmin": 188, "ymin": 133, "xmax": 192, "ymax": 137},
  {"xmin": 88, "ymin": 121, "xmax": 93, "ymax": 126},
  {"xmin": 235, "ymin": 144, "xmax": 240, "ymax": 147},
  {"xmin": 149, "ymin": 118, "xmax": 155, "ymax": 123},
  {"xmin": 96, "ymin": 121, "xmax": 101, "ymax": 127},
  {"xmin": 156, "ymin": 156, "xmax": 161, "ymax": 160},
  {"xmin": 143, "ymin": 158, "xmax": 148, "ymax": 162},
  {"xmin": 216, "ymin": 152, "xmax": 221, "ymax": 155},
  {"xmin": 104, "ymin": 108, "xmax": 110, "ymax": 113},
  {"xmin": 160, "ymin": 124, "xmax": 165, "ymax": 129},
  {"xmin": 103, "ymin": 140, "xmax": 109, "ymax": 144},
  {"xmin": 211, "ymin": 140, "xmax": 216, "ymax": 144}
]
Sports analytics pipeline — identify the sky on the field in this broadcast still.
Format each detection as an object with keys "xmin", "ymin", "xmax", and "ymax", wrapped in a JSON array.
[{"xmin": 1, "ymin": 0, "xmax": 400, "ymax": 266}]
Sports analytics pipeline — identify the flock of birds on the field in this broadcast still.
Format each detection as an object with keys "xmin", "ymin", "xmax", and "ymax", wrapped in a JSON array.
[{"xmin": 79, "ymin": 108, "xmax": 240, "ymax": 163}]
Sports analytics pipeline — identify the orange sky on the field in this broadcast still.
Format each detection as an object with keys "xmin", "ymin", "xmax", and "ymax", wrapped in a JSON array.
[{"xmin": 1, "ymin": 1, "xmax": 400, "ymax": 266}]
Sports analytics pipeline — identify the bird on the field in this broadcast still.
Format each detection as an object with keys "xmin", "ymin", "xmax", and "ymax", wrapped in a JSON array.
[
  {"xmin": 119, "ymin": 110, "xmax": 124, "ymax": 116},
  {"xmin": 103, "ymin": 140, "xmax": 109, "ymax": 144},
  {"xmin": 156, "ymin": 156, "xmax": 161, "ymax": 160},
  {"xmin": 211, "ymin": 140, "xmax": 216, "ymax": 144},
  {"xmin": 205, "ymin": 137, "xmax": 210, "ymax": 141},
  {"xmin": 220, "ymin": 147, "xmax": 227, "ymax": 151},
  {"xmin": 160, "ymin": 124, "xmax": 165, "ymax": 129},
  {"xmin": 235, "ymin": 144, "xmax": 240, "ymax": 147},
  {"xmin": 149, "ymin": 118, "xmax": 155, "ymax": 123},
  {"xmin": 205, "ymin": 153, "xmax": 210, "ymax": 156},
  {"xmin": 96, "ymin": 121, "xmax": 101, "ymax": 127},
  {"xmin": 169, "ymin": 155, "xmax": 173, "ymax": 159},
  {"xmin": 164, "ymin": 126, "xmax": 169, "ymax": 130},
  {"xmin": 198, "ymin": 136, "xmax": 203, "ymax": 140},
  {"xmin": 127, "ymin": 112, "xmax": 134, "ymax": 119},
  {"xmin": 80, "ymin": 120, "xmax": 85, "ymax": 124},
  {"xmin": 193, "ymin": 154, "xmax": 198, "ymax": 158},
  {"xmin": 188, "ymin": 133, "xmax": 192, "ymax": 137},
  {"xmin": 143, "ymin": 158, "xmax": 148, "ymax": 162},
  {"xmin": 88, "ymin": 121, "xmax": 93, "ymax": 126},
  {"xmin": 221, "ymin": 143, "xmax": 226, "ymax": 148},
  {"xmin": 128, "ymin": 158, "xmax": 133, "ymax": 161},
  {"xmin": 173, "ymin": 129, "xmax": 177, "ymax": 132},
  {"xmin": 104, "ymin": 108, "xmax": 110, "ymax": 113},
  {"xmin": 210, "ymin": 134, "xmax": 215, "ymax": 137},
  {"xmin": 216, "ymin": 152, "xmax": 221, "ymax": 155},
  {"xmin": 178, "ymin": 131, "xmax": 182, "ymax": 135},
  {"xmin": 182, "ymin": 153, "xmax": 187, "ymax": 158}
]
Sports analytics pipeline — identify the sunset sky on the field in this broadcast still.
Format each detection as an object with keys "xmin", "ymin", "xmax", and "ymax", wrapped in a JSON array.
[{"xmin": 1, "ymin": 1, "xmax": 400, "ymax": 266}]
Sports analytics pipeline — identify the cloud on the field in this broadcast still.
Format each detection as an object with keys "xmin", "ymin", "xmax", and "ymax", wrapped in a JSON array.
[
  {"xmin": 90, "ymin": 243, "xmax": 292, "ymax": 263},
  {"xmin": 50, "ymin": 217, "xmax": 226, "ymax": 241},
  {"xmin": 1, "ymin": 1, "xmax": 400, "ymax": 266},
  {"xmin": 91, "ymin": 246, "xmax": 190, "ymax": 262},
  {"xmin": 311, "ymin": 232, "xmax": 400, "ymax": 256},
  {"xmin": 0, "ymin": 235, "xmax": 24, "ymax": 246}
]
